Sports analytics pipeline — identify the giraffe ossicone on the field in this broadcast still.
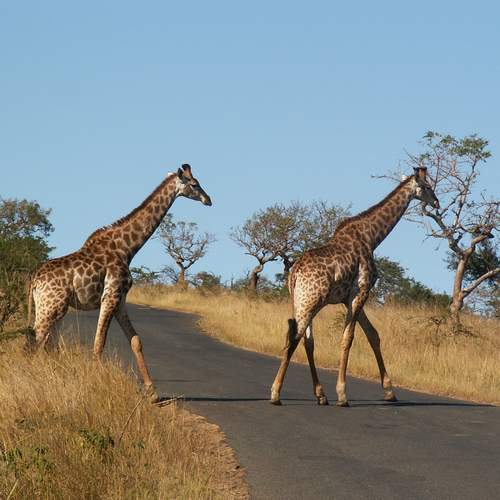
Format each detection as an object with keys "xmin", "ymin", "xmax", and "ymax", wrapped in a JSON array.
[
  {"xmin": 270, "ymin": 167, "xmax": 439, "ymax": 407},
  {"xmin": 29, "ymin": 163, "xmax": 212, "ymax": 403}
]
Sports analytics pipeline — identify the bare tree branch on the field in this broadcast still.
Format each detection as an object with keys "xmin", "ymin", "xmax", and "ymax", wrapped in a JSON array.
[
  {"xmin": 462, "ymin": 268, "xmax": 500, "ymax": 298},
  {"xmin": 387, "ymin": 131, "xmax": 498, "ymax": 319}
]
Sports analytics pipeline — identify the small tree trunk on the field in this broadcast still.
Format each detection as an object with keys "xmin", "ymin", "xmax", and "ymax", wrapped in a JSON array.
[
  {"xmin": 248, "ymin": 262, "xmax": 264, "ymax": 291},
  {"xmin": 450, "ymin": 255, "xmax": 468, "ymax": 324},
  {"xmin": 176, "ymin": 266, "xmax": 188, "ymax": 290},
  {"xmin": 449, "ymin": 295, "xmax": 464, "ymax": 324}
]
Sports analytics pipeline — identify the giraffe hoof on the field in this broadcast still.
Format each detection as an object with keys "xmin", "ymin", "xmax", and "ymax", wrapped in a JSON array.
[
  {"xmin": 336, "ymin": 400, "xmax": 350, "ymax": 408},
  {"xmin": 317, "ymin": 396, "xmax": 329, "ymax": 406},
  {"xmin": 384, "ymin": 393, "xmax": 398, "ymax": 402},
  {"xmin": 149, "ymin": 392, "xmax": 160, "ymax": 404},
  {"xmin": 144, "ymin": 385, "xmax": 160, "ymax": 404},
  {"xmin": 270, "ymin": 399, "xmax": 282, "ymax": 406}
]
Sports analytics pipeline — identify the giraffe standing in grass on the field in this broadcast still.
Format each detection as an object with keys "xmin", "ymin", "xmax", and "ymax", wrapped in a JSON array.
[
  {"xmin": 270, "ymin": 167, "xmax": 439, "ymax": 407},
  {"xmin": 29, "ymin": 164, "xmax": 212, "ymax": 402}
]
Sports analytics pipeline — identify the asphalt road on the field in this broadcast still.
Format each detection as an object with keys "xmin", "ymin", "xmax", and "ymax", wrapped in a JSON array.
[{"xmin": 65, "ymin": 304, "xmax": 500, "ymax": 500}]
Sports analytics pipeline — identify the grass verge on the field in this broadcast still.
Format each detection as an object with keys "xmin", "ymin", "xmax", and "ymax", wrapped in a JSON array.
[
  {"xmin": 0, "ymin": 335, "xmax": 248, "ymax": 499},
  {"xmin": 128, "ymin": 285, "xmax": 500, "ymax": 404}
]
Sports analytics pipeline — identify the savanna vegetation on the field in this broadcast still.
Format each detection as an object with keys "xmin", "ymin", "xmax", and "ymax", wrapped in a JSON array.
[{"xmin": 0, "ymin": 336, "xmax": 246, "ymax": 499}]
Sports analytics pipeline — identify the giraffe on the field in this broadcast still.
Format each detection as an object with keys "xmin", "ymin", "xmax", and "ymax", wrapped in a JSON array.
[
  {"xmin": 28, "ymin": 164, "xmax": 211, "ymax": 402},
  {"xmin": 270, "ymin": 167, "xmax": 439, "ymax": 407}
]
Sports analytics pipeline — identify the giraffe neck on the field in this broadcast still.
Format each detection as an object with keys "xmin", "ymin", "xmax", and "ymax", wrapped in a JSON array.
[
  {"xmin": 335, "ymin": 178, "xmax": 415, "ymax": 251},
  {"xmin": 367, "ymin": 181, "xmax": 414, "ymax": 249},
  {"xmin": 83, "ymin": 173, "xmax": 180, "ymax": 262}
]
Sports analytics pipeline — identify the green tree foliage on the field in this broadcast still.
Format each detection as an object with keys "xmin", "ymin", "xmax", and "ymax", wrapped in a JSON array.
[
  {"xmin": 372, "ymin": 256, "xmax": 450, "ymax": 308},
  {"xmin": 190, "ymin": 271, "xmax": 222, "ymax": 290},
  {"xmin": 0, "ymin": 199, "xmax": 54, "ymax": 329},
  {"xmin": 130, "ymin": 266, "xmax": 162, "ymax": 286}
]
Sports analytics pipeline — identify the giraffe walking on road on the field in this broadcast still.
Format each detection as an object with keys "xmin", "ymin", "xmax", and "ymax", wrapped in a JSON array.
[
  {"xmin": 270, "ymin": 167, "xmax": 439, "ymax": 407},
  {"xmin": 29, "ymin": 164, "xmax": 212, "ymax": 402}
]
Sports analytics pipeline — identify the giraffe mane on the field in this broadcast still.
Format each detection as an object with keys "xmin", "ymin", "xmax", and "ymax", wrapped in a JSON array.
[
  {"xmin": 82, "ymin": 172, "xmax": 177, "ymax": 247},
  {"xmin": 333, "ymin": 176, "xmax": 414, "ymax": 235}
]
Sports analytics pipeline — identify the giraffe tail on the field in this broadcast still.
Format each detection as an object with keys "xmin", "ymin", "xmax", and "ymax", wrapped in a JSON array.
[
  {"xmin": 287, "ymin": 266, "xmax": 298, "ymax": 299},
  {"xmin": 25, "ymin": 278, "xmax": 36, "ymax": 347},
  {"xmin": 27, "ymin": 279, "xmax": 33, "ymax": 327},
  {"xmin": 285, "ymin": 318, "xmax": 298, "ymax": 349}
]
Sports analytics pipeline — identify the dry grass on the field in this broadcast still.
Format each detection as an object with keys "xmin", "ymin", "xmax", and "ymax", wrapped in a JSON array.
[
  {"xmin": 128, "ymin": 285, "xmax": 500, "ymax": 404},
  {"xmin": 0, "ymin": 335, "xmax": 247, "ymax": 499}
]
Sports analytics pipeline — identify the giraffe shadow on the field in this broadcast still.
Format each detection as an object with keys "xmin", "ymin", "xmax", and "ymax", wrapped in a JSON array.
[
  {"xmin": 158, "ymin": 396, "xmax": 310, "ymax": 403},
  {"xmin": 346, "ymin": 399, "xmax": 493, "ymax": 408},
  {"xmin": 157, "ymin": 395, "xmax": 493, "ymax": 408}
]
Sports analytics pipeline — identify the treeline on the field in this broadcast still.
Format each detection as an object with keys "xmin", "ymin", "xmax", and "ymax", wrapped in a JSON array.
[
  {"xmin": 1, "ymin": 131, "xmax": 498, "ymax": 328},
  {"xmin": 151, "ymin": 131, "xmax": 499, "ymax": 319},
  {"xmin": 131, "ymin": 255, "xmax": 452, "ymax": 309}
]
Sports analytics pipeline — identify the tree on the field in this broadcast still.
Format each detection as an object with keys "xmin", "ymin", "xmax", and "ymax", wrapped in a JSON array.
[
  {"xmin": 0, "ymin": 199, "xmax": 54, "ymax": 329},
  {"xmin": 372, "ymin": 256, "xmax": 450, "ymax": 307},
  {"xmin": 190, "ymin": 271, "xmax": 222, "ymax": 290},
  {"xmin": 398, "ymin": 131, "xmax": 499, "ymax": 321},
  {"xmin": 130, "ymin": 266, "xmax": 162, "ymax": 285},
  {"xmin": 278, "ymin": 200, "xmax": 351, "ymax": 275},
  {"xmin": 230, "ymin": 200, "xmax": 349, "ymax": 290},
  {"xmin": 229, "ymin": 210, "xmax": 282, "ymax": 290},
  {"xmin": 157, "ymin": 214, "xmax": 215, "ymax": 289},
  {"xmin": 446, "ymin": 239, "xmax": 499, "ymax": 316},
  {"xmin": 371, "ymin": 257, "xmax": 408, "ymax": 303}
]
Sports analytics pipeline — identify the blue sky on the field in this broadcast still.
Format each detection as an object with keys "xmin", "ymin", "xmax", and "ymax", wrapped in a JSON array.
[{"xmin": 1, "ymin": 1, "xmax": 499, "ymax": 294}]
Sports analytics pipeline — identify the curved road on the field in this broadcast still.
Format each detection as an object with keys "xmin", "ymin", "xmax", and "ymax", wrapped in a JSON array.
[{"xmin": 66, "ymin": 304, "xmax": 500, "ymax": 500}]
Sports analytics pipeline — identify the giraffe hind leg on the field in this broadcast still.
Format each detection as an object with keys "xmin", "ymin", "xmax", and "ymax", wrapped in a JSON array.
[
  {"xmin": 43, "ymin": 319, "xmax": 64, "ymax": 351},
  {"xmin": 33, "ymin": 292, "xmax": 70, "ymax": 351},
  {"xmin": 270, "ymin": 311, "xmax": 316, "ymax": 405},
  {"xmin": 270, "ymin": 319, "xmax": 301, "ymax": 405},
  {"xmin": 303, "ymin": 323, "xmax": 328, "ymax": 405}
]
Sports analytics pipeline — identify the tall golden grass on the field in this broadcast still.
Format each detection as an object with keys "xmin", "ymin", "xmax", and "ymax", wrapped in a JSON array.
[
  {"xmin": 128, "ymin": 285, "xmax": 500, "ymax": 404},
  {"xmin": 0, "ymin": 336, "xmax": 246, "ymax": 499}
]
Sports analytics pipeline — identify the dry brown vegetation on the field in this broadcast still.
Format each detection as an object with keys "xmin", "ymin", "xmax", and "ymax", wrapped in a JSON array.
[
  {"xmin": 129, "ymin": 285, "xmax": 500, "ymax": 404},
  {"xmin": 0, "ymin": 335, "xmax": 247, "ymax": 499}
]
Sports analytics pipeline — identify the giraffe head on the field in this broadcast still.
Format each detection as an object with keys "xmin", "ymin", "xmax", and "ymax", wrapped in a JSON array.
[
  {"xmin": 411, "ymin": 167, "xmax": 439, "ymax": 209},
  {"xmin": 176, "ymin": 164, "xmax": 212, "ymax": 206}
]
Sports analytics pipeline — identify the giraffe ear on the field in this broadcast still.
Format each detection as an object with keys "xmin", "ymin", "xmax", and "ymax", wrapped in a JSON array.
[
  {"xmin": 413, "ymin": 166, "xmax": 427, "ymax": 180},
  {"xmin": 181, "ymin": 163, "xmax": 193, "ymax": 179}
]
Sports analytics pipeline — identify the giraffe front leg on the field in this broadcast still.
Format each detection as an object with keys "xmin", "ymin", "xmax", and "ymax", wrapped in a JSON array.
[
  {"xmin": 336, "ymin": 296, "xmax": 367, "ymax": 407},
  {"xmin": 93, "ymin": 289, "xmax": 121, "ymax": 357},
  {"xmin": 114, "ymin": 301, "xmax": 159, "ymax": 404},
  {"xmin": 357, "ymin": 309, "xmax": 397, "ymax": 402},
  {"xmin": 336, "ymin": 319, "xmax": 355, "ymax": 407}
]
